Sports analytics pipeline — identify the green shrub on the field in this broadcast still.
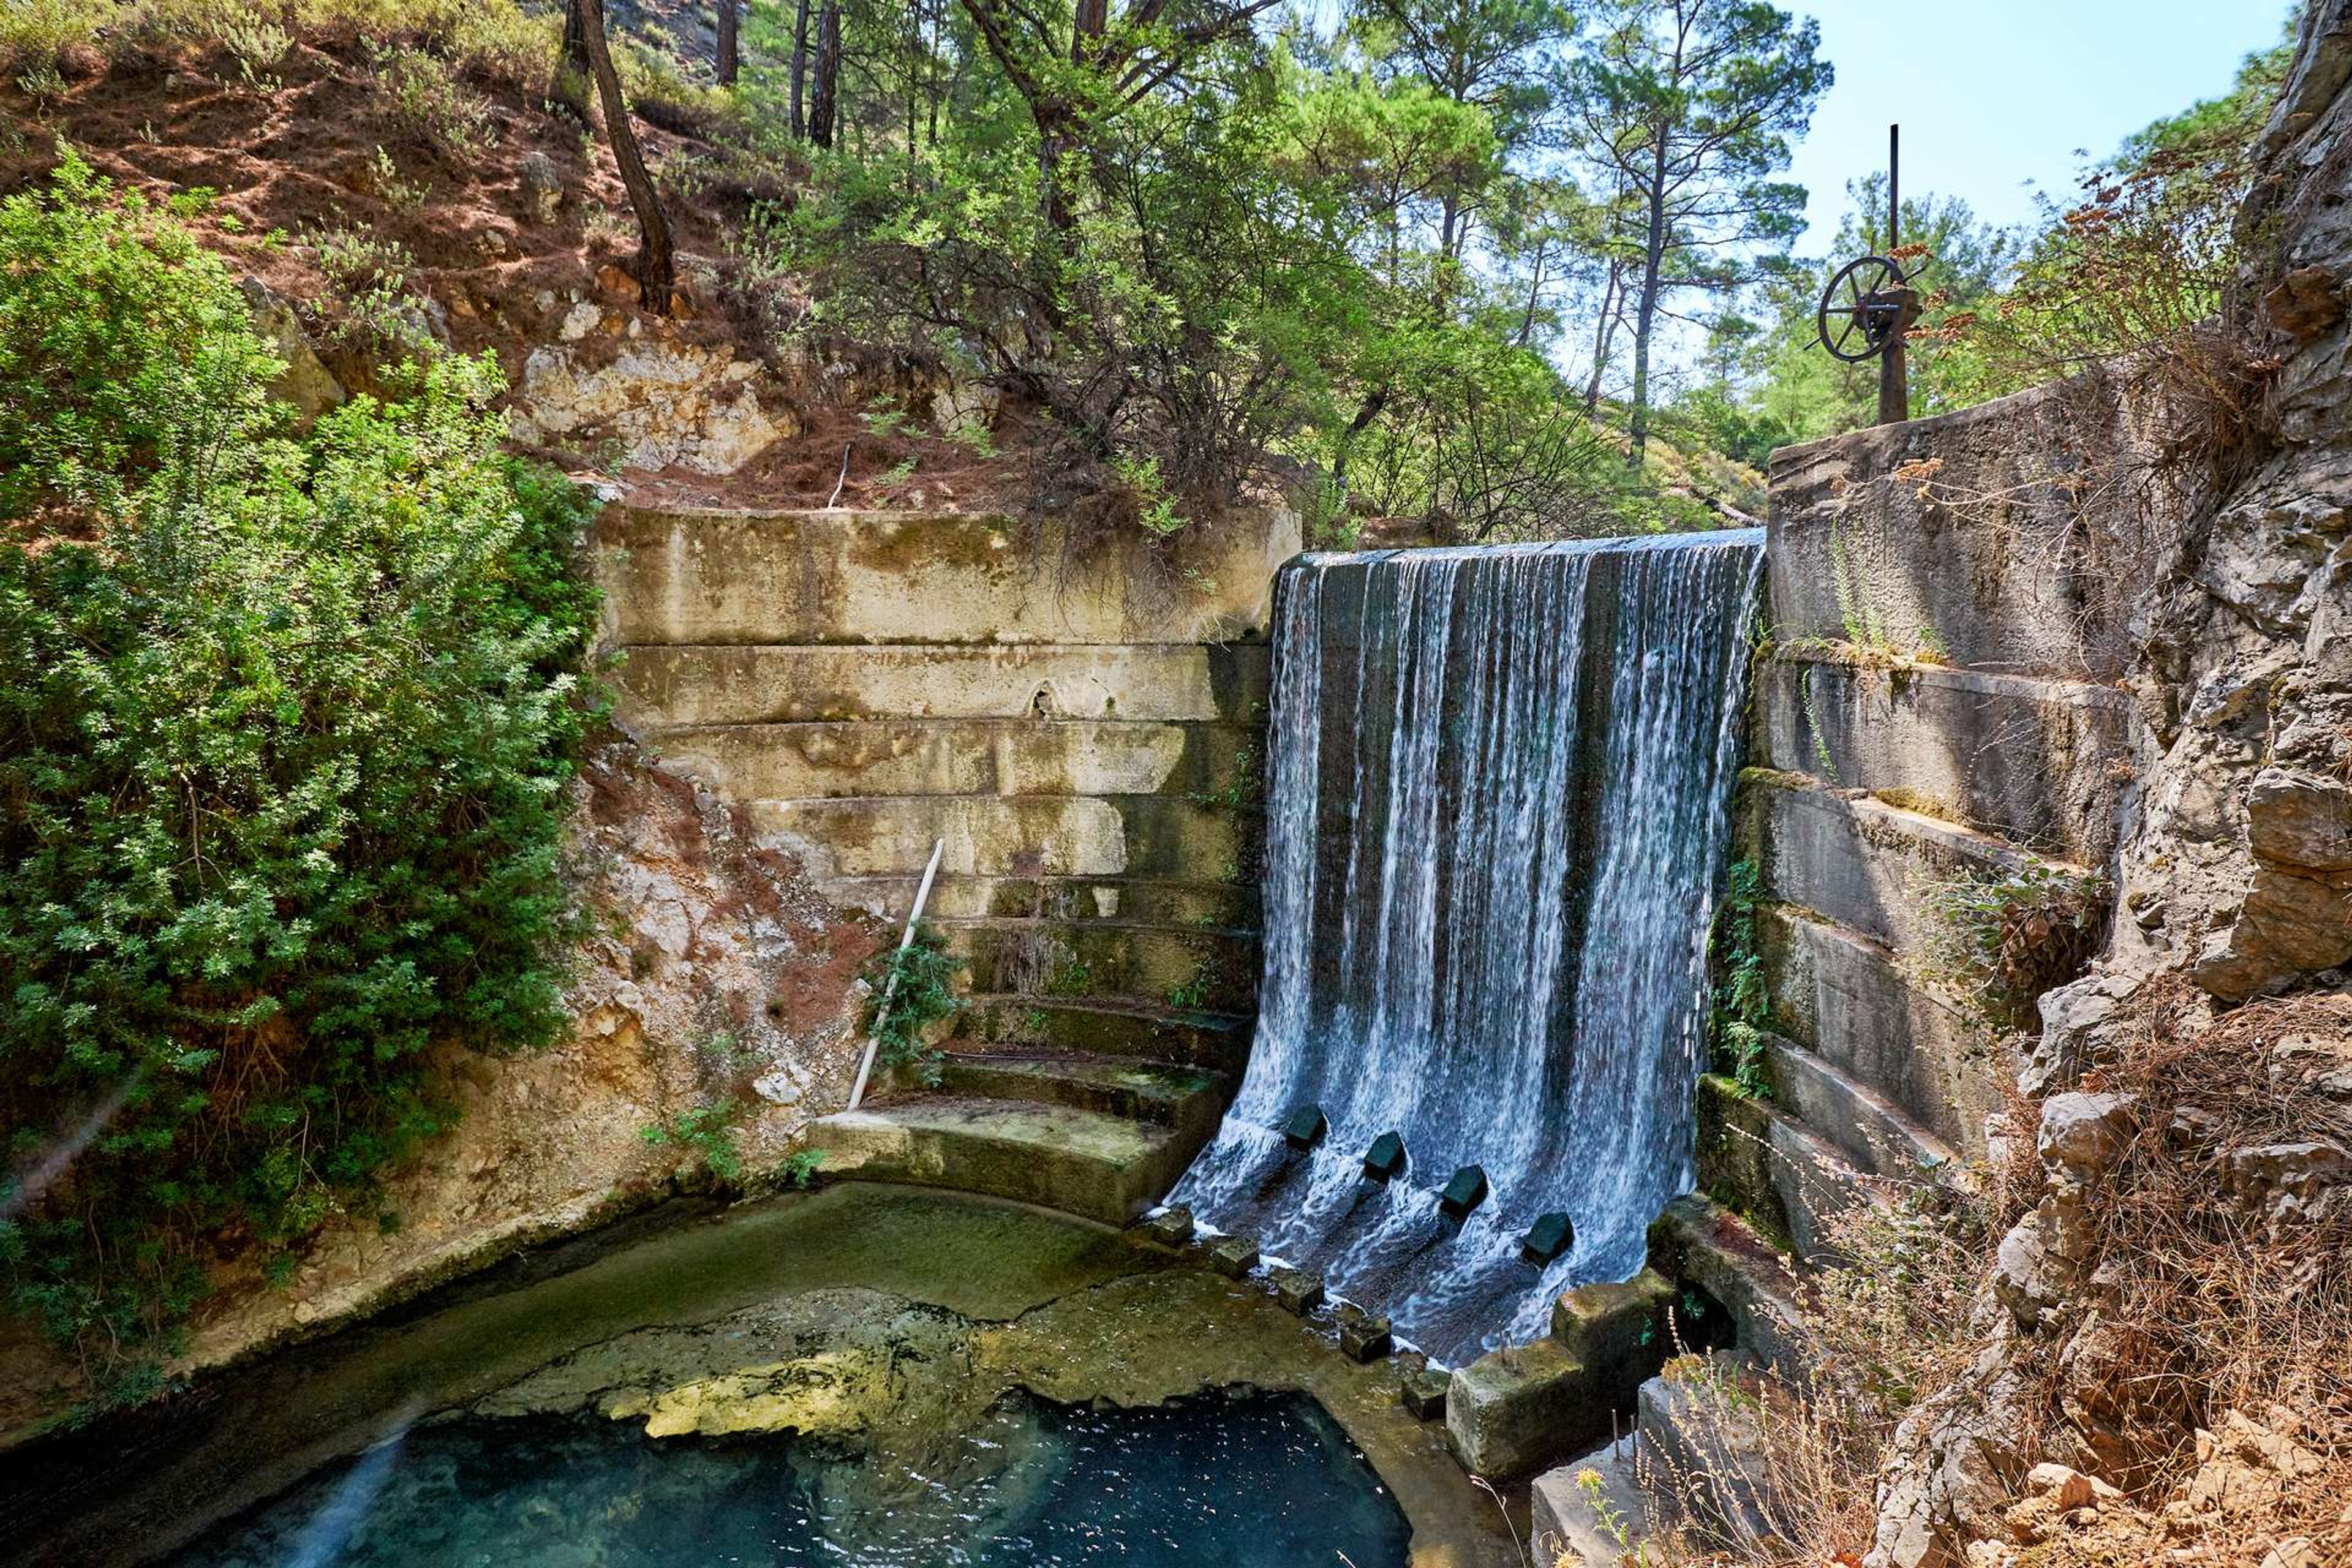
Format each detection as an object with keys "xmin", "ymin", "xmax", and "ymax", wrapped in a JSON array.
[
  {"xmin": 0, "ymin": 152, "xmax": 598, "ymax": 1384},
  {"xmin": 1708, "ymin": 856, "xmax": 1773, "ymax": 1099},
  {"xmin": 862, "ymin": 921, "xmax": 963, "ymax": 1085}
]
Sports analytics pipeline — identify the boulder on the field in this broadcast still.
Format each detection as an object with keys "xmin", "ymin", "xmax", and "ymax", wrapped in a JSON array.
[{"xmin": 240, "ymin": 276, "xmax": 344, "ymax": 424}]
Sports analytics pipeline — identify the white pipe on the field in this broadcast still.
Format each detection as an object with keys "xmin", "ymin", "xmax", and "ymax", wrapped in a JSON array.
[{"xmin": 846, "ymin": 837, "xmax": 946, "ymax": 1110}]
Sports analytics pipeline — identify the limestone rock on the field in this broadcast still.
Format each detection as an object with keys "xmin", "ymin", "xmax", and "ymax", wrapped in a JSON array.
[
  {"xmin": 2035, "ymin": 1091, "xmax": 2136, "ymax": 1177},
  {"xmin": 240, "ymin": 276, "xmax": 344, "ymax": 423},
  {"xmin": 520, "ymin": 149, "xmax": 562, "ymax": 222},
  {"xmin": 509, "ymin": 339, "xmax": 790, "ymax": 475}
]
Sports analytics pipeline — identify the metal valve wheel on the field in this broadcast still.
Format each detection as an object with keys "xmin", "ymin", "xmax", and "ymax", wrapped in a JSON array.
[{"xmin": 1817, "ymin": 254, "xmax": 1909, "ymax": 363}]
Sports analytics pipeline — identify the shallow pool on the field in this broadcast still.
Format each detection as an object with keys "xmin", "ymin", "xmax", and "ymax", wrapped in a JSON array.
[{"xmin": 172, "ymin": 1389, "xmax": 1412, "ymax": 1568}]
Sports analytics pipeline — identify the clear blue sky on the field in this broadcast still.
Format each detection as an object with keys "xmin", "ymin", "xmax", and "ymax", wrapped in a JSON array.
[{"xmin": 1782, "ymin": 0, "xmax": 2293, "ymax": 254}]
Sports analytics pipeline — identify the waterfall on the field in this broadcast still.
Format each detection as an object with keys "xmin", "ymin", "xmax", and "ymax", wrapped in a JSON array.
[{"xmin": 1171, "ymin": 529, "xmax": 1765, "ymax": 1365}]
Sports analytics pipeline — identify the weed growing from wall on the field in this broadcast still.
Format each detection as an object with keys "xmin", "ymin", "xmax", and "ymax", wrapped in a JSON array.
[
  {"xmin": 862, "ymin": 920, "xmax": 963, "ymax": 1085},
  {"xmin": 1922, "ymin": 859, "xmax": 2109, "ymax": 1030},
  {"xmin": 1707, "ymin": 858, "xmax": 1774, "ymax": 1099}
]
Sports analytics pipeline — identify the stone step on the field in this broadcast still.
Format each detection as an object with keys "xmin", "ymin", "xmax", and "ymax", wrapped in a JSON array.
[
  {"xmin": 916, "ymin": 1050, "xmax": 1229, "ymax": 1143},
  {"xmin": 1762, "ymin": 1035, "xmax": 1964, "ymax": 1182},
  {"xmin": 1531, "ymin": 1437, "xmax": 1649, "ymax": 1568},
  {"xmin": 747, "ymin": 793, "xmax": 1252, "ymax": 882},
  {"xmin": 1736, "ymin": 769, "xmax": 2103, "ymax": 959},
  {"xmin": 1646, "ymin": 1194, "xmax": 1808, "ymax": 1374},
  {"xmin": 1698, "ymin": 1074, "xmax": 1877, "ymax": 1265},
  {"xmin": 944, "ymin": 919, "xmax": 1259, "ymax": 1016},
  {"xmin": 1757, "ymin": 905, "xmax": 2001, "ymax": 1158},
  {"xmin": 641, "ymin": 719, "xmax": 1259, "ymax": 801},
  {"xmin": 1634, "ymin": 1353, "xmax": 1779, "ymax": 1545},
  {"xmin": 818, "ymin": 874, "xmax": 1257, "ymax": 929},
  {"xmin": 804, "ymin": 1095, "xmax": 1197, "ymax": 1226},
  {"xmin": 1756, "ymin": 649, "xmax": 2140, "ymax": 865},
  {"xmin": 592, "ymin": 505, "xmax": 1292, "ymax": 648},
  {"xmin": 611, "ymin": 642, "xmax": 1270, "ymax": 728},
  {"xmin": 957, "ymin": 994, "xmax": 1254, "ymax": 1074},
  {"xmin": 1765, "ymin": 380, "xmax": 2146, "ymax": 680}
]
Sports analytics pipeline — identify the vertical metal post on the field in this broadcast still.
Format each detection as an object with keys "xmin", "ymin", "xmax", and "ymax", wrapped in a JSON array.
[{"xmin": 1876, "ymin": 123, "xmax": 1910, "ymax": 427}]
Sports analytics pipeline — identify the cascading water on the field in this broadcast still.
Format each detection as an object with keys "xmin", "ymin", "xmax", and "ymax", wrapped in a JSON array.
[{"xmin": 1171, "ymin": 529, "xmax": 1765, "ymax": 1365}]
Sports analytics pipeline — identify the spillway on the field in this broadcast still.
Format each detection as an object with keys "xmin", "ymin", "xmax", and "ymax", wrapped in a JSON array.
[{"xmin": 1171, "ymin": 529, "xmax": 1765, "ymax": 1363}]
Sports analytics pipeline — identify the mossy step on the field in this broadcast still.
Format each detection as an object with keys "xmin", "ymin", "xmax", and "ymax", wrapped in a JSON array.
[
  {"xmin": 913, "ymin": 1050, "xmax": 1229, "ymax": 1140},
  {"xmin": 946, "ymin": 921, "xmax": 1259, "ymax": 1016},
  {"xmin": 818, "ymin": 875, "xmax": 1259, "ymax": 929},
  {"xmin": 958, "ymin": 994, "xmax": 1254, "ymax": 1074},
  {"xmin": 1760, "ymin": 1033, "xmax": 1963, "ymax": 1183},
  {"xmin": 611, "ymin": 642, "xmax": 1270, "ymax": 727},
  {"xmin": 642, "ymin": 718, "xmax": 1261, "ymax": 801},
  {"xmin": 803, "ymin": 1095, "xmax": 1196, "ymax": 1226}
]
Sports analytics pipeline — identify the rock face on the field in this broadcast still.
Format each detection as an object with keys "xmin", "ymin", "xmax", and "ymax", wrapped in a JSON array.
[{"xmin": 508, "ymin": 330, "xmax": 790, "ymax": 473}]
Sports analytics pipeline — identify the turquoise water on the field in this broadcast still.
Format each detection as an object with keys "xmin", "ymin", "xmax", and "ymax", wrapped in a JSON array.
[{"xmin": 171, "ymin": 1390, "xmax": 1410, "ymax": 1568}]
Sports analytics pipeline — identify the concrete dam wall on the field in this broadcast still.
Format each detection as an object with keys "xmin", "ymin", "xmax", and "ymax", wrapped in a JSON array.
[{"xmin": 595, "ymin": 503, "xmax": 1300, "ymax": 1075}]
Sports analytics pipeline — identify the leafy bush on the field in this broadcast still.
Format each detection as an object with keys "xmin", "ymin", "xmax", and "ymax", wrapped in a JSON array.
[
  {"xmin": 368, "ymin": 40, "xmax": 499, "ymax": 157},
  {"xmin": 862, "ymin": 921, "xmax": 963, "ymax": 1085},
  {"xmin": 1923, "ymin": 859, "xmax": 2108, "ymax": 1029},
  {"xmin": 0, "ymin": 153, "xmax": 598, "ymax": 1384},
  {"xmin": 1708, "ymin": 856, "xmax": 1773, "ymax": 1099},
  {"xmin": 639, "ymin": 1104, "xmax": 744, "ymax": 1185}
]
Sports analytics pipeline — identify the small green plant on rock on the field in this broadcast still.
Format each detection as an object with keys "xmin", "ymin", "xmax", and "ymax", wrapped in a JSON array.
[
  {"xmin": 1708, "ymin": 858, "xmax": 1774, "ymax": 1099},
  {"xmin": 864, "ymin": 920, "xmax": 963, "ymax": 1085},
  {"xmin": 640, "ymin": 1103, "xmax": 744, "ymax": 1185}
]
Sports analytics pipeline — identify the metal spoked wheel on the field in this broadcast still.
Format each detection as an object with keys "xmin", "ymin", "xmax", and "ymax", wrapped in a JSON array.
[{"xmin": 1817, "ymin": 254, "xmax": 1908, "ymax": 363}]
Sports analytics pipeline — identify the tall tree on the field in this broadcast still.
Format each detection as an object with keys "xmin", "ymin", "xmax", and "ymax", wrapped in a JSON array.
[
  {"xmin": 788, "ymin": 0, "xmax": 812, "ymax": 135},
  {"xmin": 1350, "ymin": 0, "xmax": 1571, "ymax": 259},
  {"xmin": 716, "ymin": 0, "xmax": 741, "ymax": 85},
  {"xmin": 956, "ymin": 0, "xmax": 1283, "ymax": 234},
  {"xmin": 1570, "ymin": 0, "xmax": 1828, "ymax": 464},
  {"xmin": 574, "ymin": 0, "xmax": 676, "ymax": 310},
  {"xmin": 808, "ymin": 1, "xmax": 842, "ymax": 148},
  {"xmin": 547, "ymin": 0, "xmax": 594, "ymax": 123}
]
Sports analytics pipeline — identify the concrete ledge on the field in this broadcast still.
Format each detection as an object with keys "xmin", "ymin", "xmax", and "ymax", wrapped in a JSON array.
[
  {"xmin": 960, "ymin": 995, "xmax": 1254, "ymax": 1073},
  {"xmin": 1737, "ymin": 771, "xmax": 2088, "ymax": 956},
  {"xmin": 948, "ymin": 920, "xmax": 1259, "ymax": 1015},
  {"xmin": 1757, "ymin": 651, "xmax": 2140, "ymax": 864},
  {"xmin": 612, "ymin": 642, "xmax": 1271, "ymax": 728},
  {"xmin": 1646, "ymin": 1196, "xmax": 1806, "ymax": 1375},
  {"xmin": 804, "ymin": 1097, "xmax": 1191, "ymax": 1225},
  {"xmin": 1636, "ymin": 1355, "xmax": 1777, "ymax": 1544},
  {"xmin": 1697, "ymin": 1076, "xmax": 1883, "ymax": 1265},
  {"xmin": 818, "ymin": 874, "xmax": 1257, "ymax": 928},
  {"xmin": 593, "ymin": 505, "xmax": 1295, "ymax": 647},
  {"xmin": 1444, "ymin": 1338, "xmax": 1600, "ymax": 1480},
  {"xmin": 644, "ymin": 719, "xmax": 1259, "ymax": 801},
  {"xmin": 1757, "ymin": 905, "xmax": 2001, "ymax": 1156},
  {"xmin": 1763, "ymin": 1035, "xmax": 1961, "ymax": 1182},
  {"xmin": 746, "ymin": 793, "xmax": 1251, "ymax": 880},
  {"xmin": 1531, "ymin": 1437, "xmax": 1648, "ymax": 1568},
  {"xmin": 922, "ymin": 1052, "xmax": 1227, "ymax": 1143}
]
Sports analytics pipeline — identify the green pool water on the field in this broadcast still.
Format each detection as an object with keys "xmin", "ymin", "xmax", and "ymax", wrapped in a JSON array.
[{"xmin": 170, "ymin": 1389, "xmax": 1411, "ymax": 1568}]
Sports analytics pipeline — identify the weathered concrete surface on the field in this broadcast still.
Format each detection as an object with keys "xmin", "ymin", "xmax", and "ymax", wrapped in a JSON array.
[
  {"xmin": 949, "ymin": 919, "xmax": 1258, "ymax": 1016},
  {"xmin": 818, "ymin": 873, "xmax": 1256, "ymax": 926},
  {"xmin": 644, "ymin": 718, "xmax": 1257, "ymax": 800},
  {"xmin": 957, "ymin": 993, "xmax": 1254, "ymax": 1072},
  {"xmin": 1550, "ymin": 1270, "xmax": 1678, "ymax": 1408},
  {"xmin": 1766, "ymin": 372, "xmax": 2203, "ymax": 680},
  {"xmin": 1645, "ymin": 1196, "xmax": 1807, "ymax": 1375},
  {"xmin": 1757, "ymin": 905, "xmax": 2002, "ymax": 1156},
  {"xmin": 803, "ymin": 1096, "xmax": 1206, "ymax": 1226},
  {"xmin": 612, "ymin": 642, "xmax": 1269, "ymax": 727},
  {"xmin": 1530, "ymin": 1436, "xmax": 1648, "ymax": 1567},
  {"xmin": 1757, "ymin": 652, "xmax": 2143, "ymax": 865},
  {"xmin": 1445, "ymin": 1336, "xmax": 1600, "ymax": 1479},
  {"xmin": 1738, "ymin": 771, "xmax": 2096, "ymax": 957},
  {"xmin": 594, "ymin": 506, "xmax": 1297, "ymax": 647},
  {"xmin": 1762, "ymin": 1035, "xmax": 1962, "ymax": 1180},
  {"xmin": 1695, "ymin": 1076, "xmax": 1873, "ymax": 1264}
]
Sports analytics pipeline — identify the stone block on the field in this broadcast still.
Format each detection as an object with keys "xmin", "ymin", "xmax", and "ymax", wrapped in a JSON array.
[
  {"xmin": 1334, "ymin": 1303, "xmax": 1393, "ymax": 1362},
  {"xmin": 1138, "ymin": 1205, "xmax": 1194, "ymax": 1248},
  {"xmin": 1646, "ymin": 1195, "xmax": 1807, "ymax": 1375},
  {"xmin": 1549, "ymin": 1268, "xmax": 1675, "ymax": 1407},
  {"xmin": 1756, "ymin": 652, "xmax": 2141, "ymax": 865},
  {"xmin": 1401, "ymin": 1364, "xmax": 1450, "ymax": 1421},
  {"xmin": 1530, "ymin": 1438, "xmax": 1646, "ymax": 1568},
  {"xmin": 1208, "ymin": 1235, "xmax": 1259, "ymax": 1279},
  {"xmin": 1444, "ymin": 1336, "xmax": 1601, "ymax": 1479},
  {"xmin": 1269, "ymin": 1266, "xmax": 1325, "ymax": 1315},
  {"xmin": 1362, "ymin": 1131, "xmax": 1407, "ymax": 1182}
]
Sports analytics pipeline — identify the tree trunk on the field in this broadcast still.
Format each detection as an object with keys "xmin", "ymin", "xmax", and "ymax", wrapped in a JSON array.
[
  {"xmin": 576, "ymin": 0, "xmax": 675, "ymax": 312},
  {"xmin": 788, "ymin": 0, "xmax": 811, "ymax": 136},
  {"xmin": 809, "ymin": 1, "xmax": 842, "ymax": 149},
  {"xmin": 548, "ymin": 0, "xmax": 593, "ymax": 124},
  {"xmin": 715, "ymin": 0, "xmax": 739, "ymax": 86},
  {"xmin": 1585, "ymin": 260, "xmax": 1621, "ymax": 410},
  {"xmin": 1626, "ymin": 135, "xmax": 1670, "ymax": 467}
]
